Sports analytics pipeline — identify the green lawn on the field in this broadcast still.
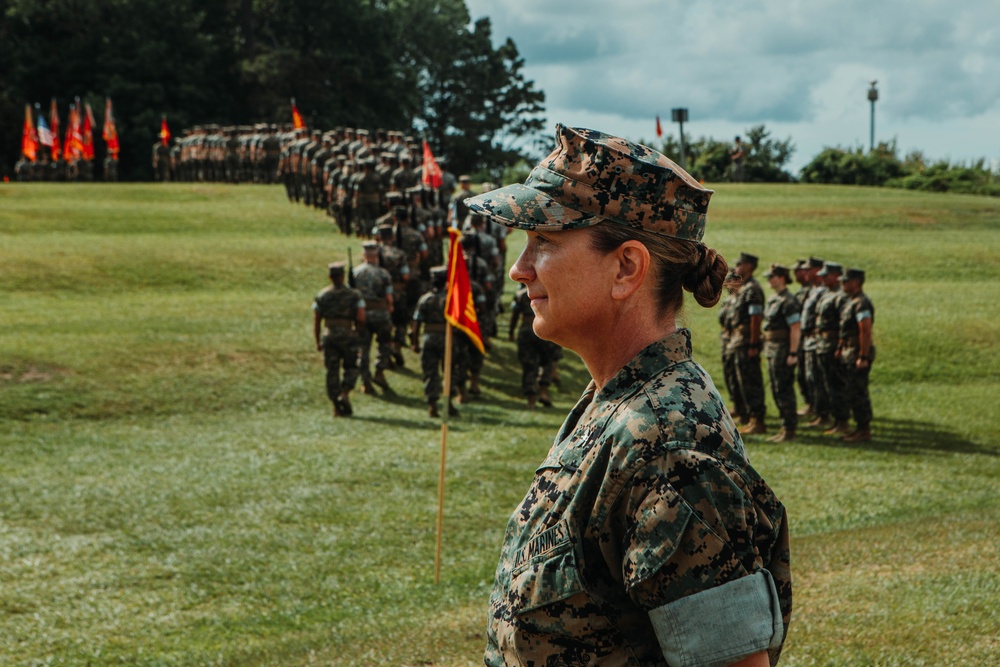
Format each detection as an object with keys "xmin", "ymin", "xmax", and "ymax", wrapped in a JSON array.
[{"xmin": 1, "ymin": 182, "xmax": 998, "ymax": 666}]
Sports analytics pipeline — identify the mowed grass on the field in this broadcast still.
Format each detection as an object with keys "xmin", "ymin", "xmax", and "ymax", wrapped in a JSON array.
[{"xmin": 1, "ymin": 182, "xmax": 998, "ymax": 666}]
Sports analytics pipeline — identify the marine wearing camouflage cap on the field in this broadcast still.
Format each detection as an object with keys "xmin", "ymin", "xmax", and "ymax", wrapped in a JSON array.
[{"xmin": 465, "ymin": 124, "xmax": 713, "ymax": 241}]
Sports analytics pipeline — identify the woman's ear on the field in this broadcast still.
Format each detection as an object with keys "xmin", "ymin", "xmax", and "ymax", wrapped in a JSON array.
[{"xmin": 610, "ymin": 240, "xmax": 651, "ymax": 301}]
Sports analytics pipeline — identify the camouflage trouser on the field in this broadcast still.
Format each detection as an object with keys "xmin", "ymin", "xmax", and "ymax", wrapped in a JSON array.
[
  {"xmin": 391, "ymin": 295, "xmax": 410, "ymax": 351},
  {"xmin": 358, "ymin": 316, "xmax": 393, "ymax": 383},
  {"xmin": 766, "ymin": 345, "xmax": 798, "ymax": 428},
  {"xmin": 322, "ymin": 332, "xmax": 359, "ymax": 399},
  {"xmin": 284, "ymin": 172, "xmax": 297, "ymax": 201},
  {"xmin": 734, "ymin": 348, "xmax": 766, "ymax": 419},
  {"xmin": 355, "ymin": 201, "xmax": 380, "ymax": 237},
  {"xmin": 816, "ymin": 350, "xmax": 849, "ymax": 421},
  {"xmin": 420, "ymin": 333, "xmax": 463, "ymax": 404},
  {"xmin": 722, "ymin": 349, "xmax": 748, "ymax": 418},
  {"xmin": 796, "ymin": 346, "xmax": 811, "ymax": 406},
  {"xmin": 517, "ymin": 331, "xmax": 555, "ymax": 396},
  {"xmin": 841, "ymin": 359, "xmax": 873, "ymax": 428}
]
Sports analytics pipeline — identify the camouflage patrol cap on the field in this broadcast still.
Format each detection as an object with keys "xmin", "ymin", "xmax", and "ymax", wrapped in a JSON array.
[
  {"xmin": 405, "ymin": 186, "xmax": 423, "ymax": 196},
  {"xmin": 841, "ymin": 267, "xmax": 865, "ymax": 282},
  {"xmin": 737, "ymin": 252, "xmax": 759, "ymax": 267},
  {"xmin": 328, "ymin": 261, "xmax": 346, "ymax": 277},
  {"xmin": 376, "ymin": 224, "xmax": 395, "ymax": 238},
  {"xmin": 808, "ymin": 256, "xmax": 825, "ymax": 269},
  {"xmin": 458, "ymin": 174, "xmax": 471, "ymax": 183},
  {"xmin": 818, "ymin": 261, "xmax": 843, "ymax": 276},
  {"xmin": 361, "ymin": 241, "xmax": 378, "ymax": 251},
  {"xmin": 463, "ymin": 124, "xmax": 713, "ymax": 241},
  {"xmin": 793, "ymin": 258, "xmax": 808, "ymax": 272},
  {"xmin": 430, "ymin": 265, "xmax": 448, "ymax": 279},
  {"xmin": 400, "ymin": 153, "xmax": 413, "ymax": 163},
  {"xmin": 393, "ymin": 206, "xmax": 409, "ymax": 220},
  {"xmin": 764, "ymin": 264, "xmax": 790, "ymax": 280},
  {"xmin": 385, "ymin": 192, "xmax": 405, "ymax": 205}
]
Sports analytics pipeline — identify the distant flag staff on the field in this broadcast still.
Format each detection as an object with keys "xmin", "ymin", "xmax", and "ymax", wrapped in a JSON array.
[
  {"xmin": 102, "ymin": 98, "xmax": 120, "ymax": 158},
  {"xmin": 421, "ymin": 139, "xmax": 443, "ymax": 189},
  {"xmin": 656, "ymin": 114, "xmax": 663, "ymax": 138},
  {"xmin": 291, "ymin": 98, "xmax": 306, "ymax": 130},
  {"xmin": 434, "ymin": 228, "xmax": 485, "ymax": 584},
  {"xmin": 82, "ymin": 102, "xmax": 96, "ymax": 161},
  {"xmin": 21, "ymin": 103, "xmax": 38, "ymax": 162},
  {"xmin": 49, "ymin": 99, "xmax": 61, "ymax": 160},
  {"xmin": 159, "ymin": 115, "xmax": 171, "ymax": 146}
]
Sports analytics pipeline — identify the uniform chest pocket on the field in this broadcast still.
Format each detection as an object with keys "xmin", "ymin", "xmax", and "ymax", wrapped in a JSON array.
[{"xmin": 509, "ymin": 522, "xmax": 585, "ymax": 615}]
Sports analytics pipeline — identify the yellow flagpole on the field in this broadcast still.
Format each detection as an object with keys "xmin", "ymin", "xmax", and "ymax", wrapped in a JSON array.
[{"xmin": 435, "ymin": 321, "xmax": 454, "ymax": 584}]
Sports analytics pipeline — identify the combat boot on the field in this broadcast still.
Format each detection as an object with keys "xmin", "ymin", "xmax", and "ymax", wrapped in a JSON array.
[
  {"xmin": 448, "ymin": 400, "xmax": 459, "ymax": 418},
  {"xmin": 768, "ymin": 426, "xmax": 796, "ymax": 443},
  {"xmin": 332, "ymin": 401, "xmax": 342, "ymax": 418},
  {"xmin": 361, "ymin": 380, "xmax": 376, "ymax": 395},
  {"xmin": 373, "ymin": 369, "xmax": 390, "ymax": 391},
  {"xmin": 824, "ymin": 419, "xmax": 851, "ymax": 435},
  {"xmin": 526, "ymin": 395, "xmax": 537, "ymax": 410},
  {"xmin": 807, "ymin": 415, "xmax": 832, "ymax": 429},
  {"xmin": 393, "ymin": 349, "xmax": 405, "ymax": 369},
  {"xmin": 457, "ymin": 384, "xmax": 468, "ymax": 405},
  {"xmin": 739, "ymin": 417, "xmax": 767, "ymax": 435},
  {"xmin": 428, "ymin": 403, "xmax": 440, "ymax": 418},
  {"xmin": 338, "ymin": 392, "xmax": 353, "ymax": 417},
  {"xmin": 469, "ymin": 374, "xmax": 482, "ymax": 397},
  {"xmin": 842, "ymin": 426, "xmax": 872, "ymax": 442},
  {"xmin": 538, "ymin": 386, "xmax": 553, "ymax": 407}
]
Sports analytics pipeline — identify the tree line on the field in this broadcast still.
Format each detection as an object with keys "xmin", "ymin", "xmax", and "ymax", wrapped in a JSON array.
[{"xmin": 0, "ymin": 0, "xmax": 545, "ymax": 181}]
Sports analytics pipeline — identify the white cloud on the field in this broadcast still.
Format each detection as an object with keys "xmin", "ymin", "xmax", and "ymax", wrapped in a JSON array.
[{"xmin": 466, "ymin": 0, "xmax": 1000, "ymax": 171}]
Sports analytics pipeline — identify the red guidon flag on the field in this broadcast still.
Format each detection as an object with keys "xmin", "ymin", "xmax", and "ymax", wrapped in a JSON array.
[
  {"xmin": 82, "ymin": 102, "xmax": 96, "ymax": 160},
  {"xmin": 102, "ymin": 98, "xmax": 120, "ymax": 158},
  {"xmin": 159, "ymin": 115, "xmax": 171, "ymax": 146},
  {"xmin": 291, "ymin": 99, "xmax": 306, "ymax": 130},
  {"xmin": 421, "ymin": 139, "xmax": 443, "ymax": 189},
  {"xmin": 445, "ymin": 228, "xmax": 485, "ymax": 355},
  {"xmin": 21, "ymin": 104, "xmax": 38, "ymax": 162}
]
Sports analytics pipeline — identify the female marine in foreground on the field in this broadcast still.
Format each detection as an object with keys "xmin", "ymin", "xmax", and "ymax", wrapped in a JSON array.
[{"xmin": 466, "ymin": 126, "xmax": 792, "ymax": 667}]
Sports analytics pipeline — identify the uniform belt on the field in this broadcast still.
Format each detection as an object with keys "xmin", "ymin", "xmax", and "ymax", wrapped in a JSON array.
[
  {"xmin": 763, "ymin": 330, "xmax": 790, "ymax": 341},
  {"xmin": 366, "ymin": 298, "xmax": 388, "ymax": 311},
  {"xmin": 424, "ymin": 323, "xmax": 447, "ymax": 333},
  {"xmin": 324, "ymin": 318, "xmax": 354, "ymax": 329}
]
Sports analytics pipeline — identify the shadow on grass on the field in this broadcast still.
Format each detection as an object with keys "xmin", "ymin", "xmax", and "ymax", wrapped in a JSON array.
[{"xmin": 746, "ymin": 417, "xmax": 997, "ymax": 457}]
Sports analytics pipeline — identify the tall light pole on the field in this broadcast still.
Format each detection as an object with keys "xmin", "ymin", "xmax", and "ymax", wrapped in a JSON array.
[
  {"xmin": 671, "ymin": 108, "xmax": 688, "ymax": 170},
  {"xmin": 868, "ymin": 80, "xmax": 878, "ymax": 152}
]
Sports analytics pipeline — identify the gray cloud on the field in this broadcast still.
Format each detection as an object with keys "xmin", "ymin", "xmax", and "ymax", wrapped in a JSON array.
[{"xmin": 468, "ymin": 0, "xmax": 1000, "ymax": 124}]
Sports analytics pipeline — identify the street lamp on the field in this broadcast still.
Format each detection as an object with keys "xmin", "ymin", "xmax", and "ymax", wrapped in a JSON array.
[
  {"xmin": 867, "ymin": 80, "xmax": 878, "ymax": 152},
  {"xmin": 671, "ymin": 108, "xmax": 688, "ymax": 170}
]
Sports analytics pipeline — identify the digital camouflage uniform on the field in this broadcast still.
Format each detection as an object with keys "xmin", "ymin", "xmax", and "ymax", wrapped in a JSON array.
[
  {"xmin": 794, "ymin": 284, "xmax": 812, "ymax": 407},
  {"xmin": 352, "ymin": 262, "xmax": 394, "ymax": 385},
  {"xmin": 726, "ymin": 276, "xmax": 766, "ymax": 420},
  {"xmin": 313, "ymin": 284, "xmax": 364, "ymax": 400},
  {"xmin": 763, "ymin": 288, "xmax": 801, "ymax": 429},
  {"xmin": 412, "ymin": 286, "xmax": 461, "ymax": 405},
  {"xmin": 814, "ymin": 286, "xmax": 849, "ymax": 422},
  {"xmin": 485, "ymin": 330, "xmax": 791, "ymax": 667},
  {"xmin": 510, "ymin": 286, "xmax": 557, "ymax": 399},
  {"xmin": 717, "ymin": 291, "xmax": 747, "ymax": 420},
  {"xmin": 800, "ymin": 285, "xmax": 827, "ymax": 417},
  {"xmin": 839, "ymin": 290, "xmax": 876, "ymax": 430}
]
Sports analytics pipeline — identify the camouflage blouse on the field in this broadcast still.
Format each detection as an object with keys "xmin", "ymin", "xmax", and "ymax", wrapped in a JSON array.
[{"xmin": 485, "ymin": 329, "xmax": 792, "ymax": 667}]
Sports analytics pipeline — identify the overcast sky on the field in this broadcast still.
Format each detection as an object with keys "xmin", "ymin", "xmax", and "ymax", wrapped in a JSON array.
[{"xmin": 464, "ymin": 0, "xmax": 1000, "ymax": 173}]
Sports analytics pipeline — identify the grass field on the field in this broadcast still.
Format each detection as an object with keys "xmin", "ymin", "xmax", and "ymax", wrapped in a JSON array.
[{"xmin": 1, "ymin": 182, "xmax": 998, "ymax": 666}]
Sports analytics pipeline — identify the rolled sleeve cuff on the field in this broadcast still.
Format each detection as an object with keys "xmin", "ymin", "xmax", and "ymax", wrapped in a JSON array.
[{"xmin": 648, "ymin": 570, "xmax": 784, "ymax": 667}]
